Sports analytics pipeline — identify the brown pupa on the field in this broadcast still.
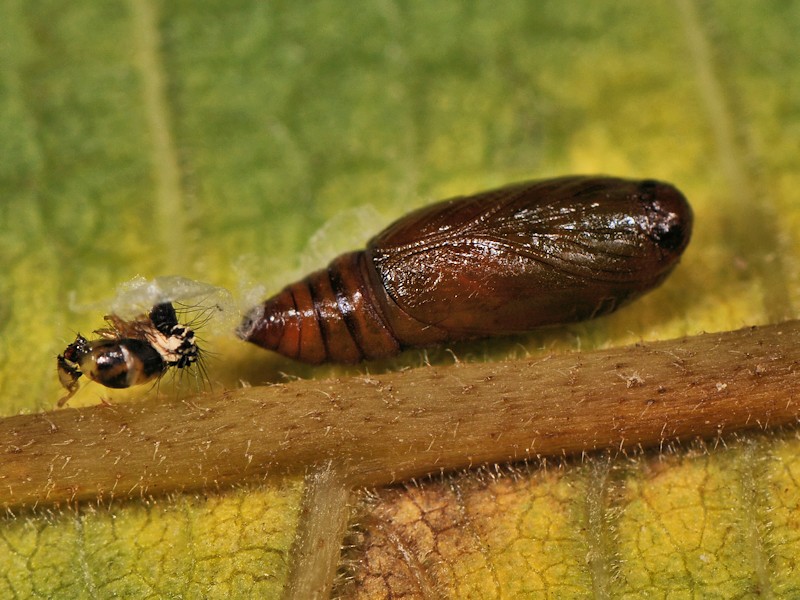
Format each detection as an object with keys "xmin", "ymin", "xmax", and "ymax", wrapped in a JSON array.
[{"xmin": 238, "ymin": 176, "xmax": 693, "ymax": 363}]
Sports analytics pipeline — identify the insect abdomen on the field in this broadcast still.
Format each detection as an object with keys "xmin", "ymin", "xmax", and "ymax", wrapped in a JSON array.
[
  {"xmin": 241, "ymin": 252, "xmax": 405, "ymax": 363},
  {"xmin": 240, "ymin": 176, "xmax": 693, "ymax": 363},
  {"xmin": 79, "ymin": 339, "xmax": 166, "ymax": 389}
]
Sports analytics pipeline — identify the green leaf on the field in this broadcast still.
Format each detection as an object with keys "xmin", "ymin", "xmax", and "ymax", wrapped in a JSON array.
[{"xmin": 1, "ymin": 0, "xmax": 799, "ymax": 597}]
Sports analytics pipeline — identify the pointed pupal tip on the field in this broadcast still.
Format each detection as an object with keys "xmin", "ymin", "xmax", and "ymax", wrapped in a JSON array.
[
  {"xmin": 238, "ymin": 285, "xmax": 307, "ymax": 355},
  {"xmin": 236, "ymin": 303, "xmax": 266, "ymax": 341}
]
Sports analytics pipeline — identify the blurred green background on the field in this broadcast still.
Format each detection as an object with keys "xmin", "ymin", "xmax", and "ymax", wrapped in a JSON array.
[{"xmin": 1, "ymin": 1, "xmax": 799, "ymax": 597}]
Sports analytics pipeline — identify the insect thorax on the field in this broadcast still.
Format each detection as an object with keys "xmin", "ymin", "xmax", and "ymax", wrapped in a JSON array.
[{"xmin": 147, "ymin": 324, "xmax": 199, "ymax": 369}]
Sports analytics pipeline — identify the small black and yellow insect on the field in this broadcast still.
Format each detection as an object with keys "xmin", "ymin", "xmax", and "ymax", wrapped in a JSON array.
[{"xmin": 57, "ymin": 302, "xmax": 200, "ymax": 406}]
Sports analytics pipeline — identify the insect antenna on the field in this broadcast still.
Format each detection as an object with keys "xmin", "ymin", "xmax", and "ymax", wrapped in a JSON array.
[{"xmin": 172, "ymin": 300, "xmax": 225, "ymax": 331}]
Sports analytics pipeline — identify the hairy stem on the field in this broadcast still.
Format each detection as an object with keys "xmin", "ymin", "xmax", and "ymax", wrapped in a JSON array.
[{"xmin": 2, "ymin": 321, "xmax": 799, "ymax": 510}]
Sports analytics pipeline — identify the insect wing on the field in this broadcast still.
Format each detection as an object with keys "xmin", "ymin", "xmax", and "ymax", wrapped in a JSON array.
[{"xmin": 367, "ymin": 177, "xmax": 691, "ymax": 335}]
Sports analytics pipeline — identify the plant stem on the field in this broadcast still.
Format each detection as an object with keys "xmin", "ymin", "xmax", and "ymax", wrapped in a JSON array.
[{"xmin": 2, "ymin": 321, "xmax": 799, "ymax": 510}]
